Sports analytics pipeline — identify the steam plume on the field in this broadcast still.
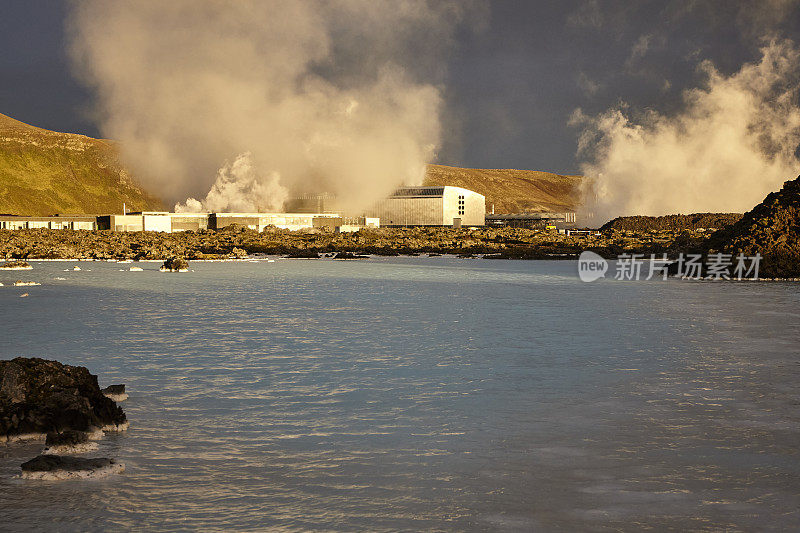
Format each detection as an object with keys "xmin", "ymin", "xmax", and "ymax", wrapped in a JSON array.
[
  {"xmin": 68, "ymin": 1, "xmax": 478, "ymax": 213},
  {"xmin": 573, "ymin": 41, "xmax": 800, "ymax": 223}
]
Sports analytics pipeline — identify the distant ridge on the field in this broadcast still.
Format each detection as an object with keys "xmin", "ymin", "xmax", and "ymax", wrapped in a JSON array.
[
  {"xmin": 0, "ymin": 113, "xmax": 163, "ymax": 216},
  {"xmin": 0, "ymin": 113, "xmax": 583, "ymax": 217},
  {"xmin": 424, "ymin": 164, "xmax": 583, "ymax": 213}
]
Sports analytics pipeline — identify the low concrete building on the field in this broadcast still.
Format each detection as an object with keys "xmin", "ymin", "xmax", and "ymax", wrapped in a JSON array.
[
  {"xmin": 366, "ymin": 186, "xmax": 485, "ymax": 227},
  {"xmin": 0, "ymin": 215, "xmax": 97, "ymax": 230},
  {"xmin": 340, "ymin": 217, "xmax": 379, "ymax": 232},
  {"xmin": 485, "ymin": 212, "xmax": 577, "ymax": 229},
  {"xmin": 98, "ymin": 212, "xmax": 206, "ymax": 232},
  {"xmin": 97, "ymin": 214, "xmax": 144, "ymax": 232},
  {"xmin": 209, "ymin": 212, "xmax": 345, "ymax": 232},
  {"xmin": 169, "ymin": 213, "xmax": 210, "ymax": 232},
  {"xmin": 1, "ymin": 211, "xmax": 378, "ymax": 233}
]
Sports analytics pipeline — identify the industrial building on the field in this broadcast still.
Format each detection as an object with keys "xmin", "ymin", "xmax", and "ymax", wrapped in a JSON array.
[
  {"xmin": 97, "ymin": 212, "xmax": 211, "ymax": 232},
  {"xmin": 210, "ymin": 212, "xmax": 338, "ymax": 232},
  {"xmin": 485, "ymin": 212, "xmax": 576, "ymax": 229},
  {"xmin": 366, "ymin": 186, "xmax": 485, "ymax": 227},
  {"xmin": 2, "ymin": 211, "xmax": 378, "ymax": 233},
  {"xmin": 0, "ymin": 184, "xmax": 489, "ymax": 232},
  {"xmin": 0, "ymin": 215, "xmax": 97, "ymax": 230}
]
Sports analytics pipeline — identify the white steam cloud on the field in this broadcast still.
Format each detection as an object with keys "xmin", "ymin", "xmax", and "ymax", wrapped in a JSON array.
[
  {"xmin": 174, "ymin": 153, "xmax": 287, "ymax": 213},
  {"xmin": 573, "ymin": 41, "xmax": 800, "ymax": 223},
  {"xmin": 68, "ymin": 1, "xmax": 478, "ymax": 214}
]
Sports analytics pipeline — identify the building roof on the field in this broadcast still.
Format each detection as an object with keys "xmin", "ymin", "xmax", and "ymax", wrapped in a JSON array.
[{"xmin": 391, "ymin": 186, "xmax": 446, "ymax": 197}]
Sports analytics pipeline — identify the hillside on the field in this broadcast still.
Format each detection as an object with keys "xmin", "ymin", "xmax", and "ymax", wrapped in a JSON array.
[
  {"xmin": 0, "ymin": 113, "xmax": 582, "ymax": 217},
  {"xmin": 706, "ymin": 176, "xmax": 800, "ymax": 278},
  {"xmin": 424, "ymin": 164, "xmax": 583, "ymax": 213},
  {"xmin": 0, "ymin": 113, "xmax": 163, "ymax": 215}
]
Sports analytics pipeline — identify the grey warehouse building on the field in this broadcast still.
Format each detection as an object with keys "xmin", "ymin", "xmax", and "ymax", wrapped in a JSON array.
[{"xmin": 367, "ymin": 186, "xmax": 485, "ymax": 227}]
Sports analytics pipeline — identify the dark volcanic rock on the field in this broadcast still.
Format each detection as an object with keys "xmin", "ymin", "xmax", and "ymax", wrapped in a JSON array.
[
  {"xmin": 101, "ymin": 384, "xmax": 128, "ymax": 402},
  {"xmin": 601, "ymin": 213, "xmax": 742, "ymax": 233},
  {"xmin": 101, "ymin": 384, "xmax": 125, "ymax": 396},
  {"xmin": 43, "ymin": 429, "xmax": 98, "ymax": 454},
  {"xmin": 45, "ymin": 430, "xmax": 89, "ymax": 447},
  {"xmin": 0, "ymin": 358, "xmax": 127, "ymax": 441},
  {"xmin": 0, "ymin": 260, "xmax": 32, "ymax": 270},
  {"xmin": 705, "ymin": 176, "xmax": 800, "ymax": 278},
  {"xmin": 333, "ymin": 251, "xmax": 369, "ymax": 259},
  {"xmin": 161, "ymin": 257, "xmax": 189, "ymax": 272},
  {"xmin": 286, "ymin": 249, "xmax": 320, "ymax": 259},
  {"xmin": 21, "ymin": 455, "xmax": 124, "ymax": 479}
]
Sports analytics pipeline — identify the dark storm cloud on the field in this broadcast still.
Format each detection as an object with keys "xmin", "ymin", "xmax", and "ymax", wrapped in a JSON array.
[{"xmin": 1, "ymin": 1, "xmax": 799, "ymax": 176}]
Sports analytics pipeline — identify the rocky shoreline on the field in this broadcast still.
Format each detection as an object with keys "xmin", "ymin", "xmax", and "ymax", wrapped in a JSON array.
[
  {"xmin": 0, "ymin": 176, "xmax": 797, "ymax": 277},
  {"xmin": 1, "ymin": 358, "xmax": 128, "ymax": 480},
  {"xmin": 0, "ymin": 225, "xmax": 703, "ymax": 261}
]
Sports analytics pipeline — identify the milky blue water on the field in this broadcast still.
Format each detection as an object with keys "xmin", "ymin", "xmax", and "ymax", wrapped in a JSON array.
[{"xmin": 1, "ymin": 257, "xmax": 799, "ymax": 531}]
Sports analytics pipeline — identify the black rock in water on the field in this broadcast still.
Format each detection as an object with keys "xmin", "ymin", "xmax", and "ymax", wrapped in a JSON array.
[
  {"xmin": 101, "ymin": 384, "xmax": 125, "ymax": 396},
  {"xmin": 20, "ymin": 455, "xmax": 124, "ymax": 479},
  {"xmin": 45, "ymin": 430, "xmax": 89, "ymax": 447},
  {"xmin": 333, "ymin": 251, "xmax": 369, "ymax": 259},
  {"xmin": 0, "ymin": 357, "xmax": 127, "ymax": 441},
  {"xmin": 286, "ymin": 249, "xmax": 320, "ymax": 259},
  {"xmin": 161, "ymin": 257, "xmax": 189, "ymax": 271},
  {"xmin": 101, "ymin": 383, "xmax": 128, "ymax": 402},
  {"xmin": 21, "ymin": 455, "xmax": 114, "ymax": 472},
  {"xmin": 0, "ymin": 260, "xmax": 32, "ymax": 270}
]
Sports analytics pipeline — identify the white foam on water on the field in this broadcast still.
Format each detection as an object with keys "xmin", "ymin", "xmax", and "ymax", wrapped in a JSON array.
[
  {"xmin": 42, "ymin": 442, "xmax": 99, "ymax": 455},
  {"xmin": 1, "ymin": 433, "xmax": 47, "ymax": 444},
  {"xmin": 21, "ymin": 461, "xmax": 125, "ymax": 480},
  {"xmin": 102, "ymin": 421, "xmax": 130, "ymax": 433},
  {"xmin": 85, "ymin": 427, "xmax": 105, "ymax": 441},
  {"xmin": 103, "ymin": 393, "xmax": 129, "ymax": 402}
]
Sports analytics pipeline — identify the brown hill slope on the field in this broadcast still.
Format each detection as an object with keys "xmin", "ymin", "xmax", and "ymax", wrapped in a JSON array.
[
  {"xmin": 0, "ymin": 113, "xmax": 581, "ymax": 216},
  {"xmin": 424, "ymin": 164, "xmax": 583, "ymax": 213},
  {"xmin": 0, "ymin": 113, "xmax": 163, "ymax": 215}
]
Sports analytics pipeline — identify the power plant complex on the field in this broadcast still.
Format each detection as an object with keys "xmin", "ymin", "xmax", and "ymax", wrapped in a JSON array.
[
  {"xmin": 0, "ymin": 186, "xmax": 486, "ymax": 233},
  {"xmin": 0, "ymin": 185, "xmax": 577, "ymax": 232}
]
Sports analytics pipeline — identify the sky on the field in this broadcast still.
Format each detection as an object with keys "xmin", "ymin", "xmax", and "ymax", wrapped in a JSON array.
[{"xmin": 1, "ymin": 0, "xmax": 799, "ymax": 177}]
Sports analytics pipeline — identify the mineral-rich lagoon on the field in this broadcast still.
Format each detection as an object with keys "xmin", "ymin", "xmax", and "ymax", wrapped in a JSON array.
[{"xmin": 1, "ymin": 258, "xmax": 798, "ymax": 530}]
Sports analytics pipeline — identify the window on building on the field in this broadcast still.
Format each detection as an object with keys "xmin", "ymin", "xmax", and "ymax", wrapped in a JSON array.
[{"xmin": 457, "ymin": 195, "xmax": 465, "ymax": 216}]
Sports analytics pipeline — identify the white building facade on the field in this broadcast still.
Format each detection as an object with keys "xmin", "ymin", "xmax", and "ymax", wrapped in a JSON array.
[{"xmin": 366, "ymin": 186, "xmax": 485, "ymax": 227}]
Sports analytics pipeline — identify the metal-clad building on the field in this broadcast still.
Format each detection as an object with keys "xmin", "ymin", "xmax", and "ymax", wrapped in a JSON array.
[
  {"xmin": 366, "ymin": 186, "xmax": 485, "ymax": 227},
  {"xmin": 169, "ymin": 213, "xmax": 210, "ymax": 231},
  {"xmin": 485, "ymin": 212, "xmax": 577, "ymax": 229},
  {"xmin": 209, "ymin": 213, "xmax": 345, "ymax": 232},
  {"xmin": 0, "ymin": 215, "xmax": 97, "ymax": 230}
]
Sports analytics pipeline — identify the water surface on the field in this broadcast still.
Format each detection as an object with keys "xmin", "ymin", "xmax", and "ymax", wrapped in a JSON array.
[{"xmin": 1, "ymin": 257, "xmax": 798, "ymax": 531}]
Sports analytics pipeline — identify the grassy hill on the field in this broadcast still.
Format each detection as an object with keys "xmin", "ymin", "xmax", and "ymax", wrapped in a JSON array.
[
  {"xmin": 0, "ymin": 113, "xmax": 163, "ymax": 215},
  {"xmin": 424, "ymin": 164, "xmax": 583, "ymax": 213},
  {"xmin": 0, "ymin": 113, "xmax": 582, "ymax": 216}
]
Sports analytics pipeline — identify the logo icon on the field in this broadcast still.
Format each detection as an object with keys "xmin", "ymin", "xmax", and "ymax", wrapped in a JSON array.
[{"xmin": 578, "ymin": 251, "xmax": 608, "ymax": 282}]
